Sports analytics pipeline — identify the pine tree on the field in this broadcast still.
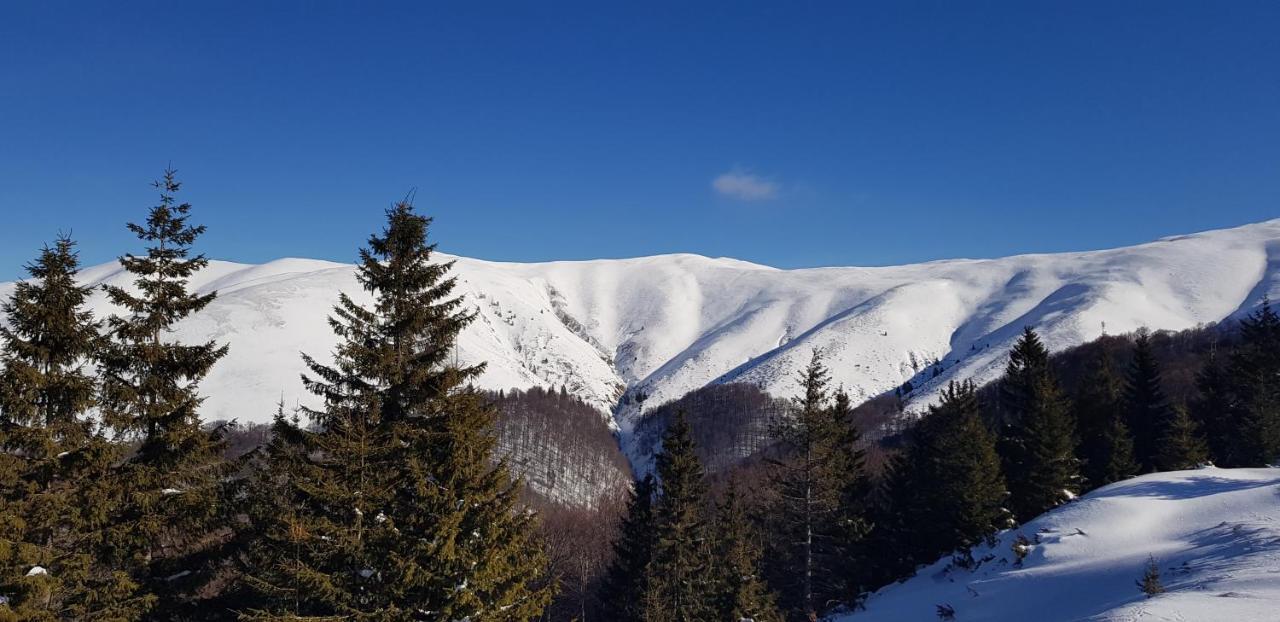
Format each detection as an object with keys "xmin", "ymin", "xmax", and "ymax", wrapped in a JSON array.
[
  {"xmin": 1123, "ymin": 329, "xmax": 1169, "ymax": 471},
  {"xmin": 0, "ymin": 237, "xmax": 151, "ymax": 620},
  {"xmin": 642, "ymin": 411, "xmax": 714, "ymax": 622},
  {"xmin": 1226, "ymin": 301, "xmax": 1280, "ymax": 466},
  {"xmin": 599, "ymin": 475, "xmax": 656, "ymax": 622},
  {"xmin": 999, "ymin": 328, "xmax": 1079, "ymax": 522},
  {"xmin": 1073, "ymin": 353, "xmax": 1137, "ymax": 488},
  {"xmin": 96, "ymin": 169, "xmax": 232, "ymax": 618},
  {"xmin": 226, "ymin": 402, "xmax": 318, "ymax": 618},
  {"xmin": 764, "ymin": 352, "xmax": 871, "ymax": 620},
  {"xmin": 868, "ymin": 456, "xmax": 922, "ymax": 585},
  {"xmin": 1155, "ymin": 404, "xmax": 1209, "ymax": 471},
  {"xmin": 1095, "ymin": 412, "xmax": 1139, "ymax": 486},
  {"xmin": 995, "ymin": 327, "xmax": 1051, "ymax": 429},
  {"xmin": 1136, "ymin": 555, "xmax": 1164, "ymax": 597},
  {"xmin": 383, "ymin": 385, "xmax": 551, "ymax": 620},
  {"xmin": 877, "ymin": 381, "xmax": 1009, "ymax": 574},
  {"xmin": 239, "ymin": 200, "xmax": 550, "ymax": 619},
  {"xmin": 925, "ymin": 382, "xmax": 1011, "ymax": 553},
  {"xmin": 827, "ymin": 386, "xmax": 873, "ymax": 602},
  {"xmin": 1191, "ymin": 353, "xmax": 1235, "ymax": 466},
  {"xmin": 709, "ymin": 483, "xmax": 782, "ymax": 622}
]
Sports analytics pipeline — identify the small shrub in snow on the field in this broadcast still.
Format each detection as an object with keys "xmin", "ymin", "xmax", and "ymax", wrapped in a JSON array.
[
  {"xmin": 1137, "ymin": 555, "xmax": 1165, "ymax": 597},
  {"xmin": 1011, "ymin": 534, "xmax": 1031, "ymax": 567},
  {"xmin": 936, "ymin": 603, "xmax": 956, "ymax": 620}
]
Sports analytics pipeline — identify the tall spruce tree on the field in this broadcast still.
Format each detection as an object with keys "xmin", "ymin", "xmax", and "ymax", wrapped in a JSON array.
[
  {"xmin": 1155, "ymin": 404, "xmax": 1209, "ymax": 471},
  {"xmin": 869, "ymin": 457, "xmax": 923, "ymax": 585},
  {"xmin": 1191, "ymin": 353, "xmax": 1235, "ymax": 466},
  {"xmin": 828, "ymin": 387, "xmax": 873, "ymax": 602},
  {"xmin": 1226, "ymin": 301, "xmax": 1280, "ymax": 466},
  {"xmin": 995, "ymin": 327, "xmax": 1052, "ymax": 429},
  {"xmin": 1073, "ymin": 352, "xmax": 1138, "ymax": 489},
  {"xmin": 239, "ymin": 200, "xmax": 550, "ymax": 620},
  {"xmin": 999, "ymin": 327, "xmax": 1079, "ymax": 522},
  {"xmin": 878, "ymin": 381, "xmax": 1009, "ymax": 574},
  {"xmin": 764, "ymin": 352, "xmax": 870, "ymax": 621},
  {"xmin": 599, "ymin": 475, "xmax": 656, "ymax": 622},
  {"xmin": 642, "ymin": 411, "xmax": 714, "ymax": 622},
  {"xmin": 97, "ymin": 169, "xmax": 232, "ymax": 618},
  {"xmin": 1095, "ymin": 411, "xmax": 1139, "ymax": 486},
  {"xmin": 709, "ymin": 483, "xmax": 782, "ymax": 622},
  {"xmin": 1123, "ymin": 329, "xmax": 1169, "ymax": 471},
  {"xmin": 0, "ymin": 237, "xmax": 151, "ymax": 620}
]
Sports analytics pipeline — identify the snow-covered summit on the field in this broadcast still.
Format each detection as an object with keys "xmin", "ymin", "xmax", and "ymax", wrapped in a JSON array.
[
  {"xmin": 3, "ymin": 219, "xmax": 1279, "ymax": 446},
  {"xmin": 845, "ymin": 467, "xmax": 1280, "ymax": 622}
]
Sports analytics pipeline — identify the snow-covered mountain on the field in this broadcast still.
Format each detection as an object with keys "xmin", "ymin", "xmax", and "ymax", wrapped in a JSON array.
[
  {"xmin": 3, "ymin": 219, "xmax": 1279, "ymax": 452},
  {"xmin": 844, "ymin": 467, "xmax": 1280, "ymax": 622}
]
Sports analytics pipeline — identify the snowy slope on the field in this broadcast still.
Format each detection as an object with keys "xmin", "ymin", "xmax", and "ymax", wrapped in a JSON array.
[
  {"xmin": 3, "ymin": 219, "xmax": 1279, "ymax": 448},
  {"xmin": 844, "ymin": 467, "xmax": 1280, "ymax": 622}
]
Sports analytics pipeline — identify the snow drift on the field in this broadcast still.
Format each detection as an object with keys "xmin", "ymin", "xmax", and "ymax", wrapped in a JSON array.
[{"xmin": 844, "ymin": 467, "xmax": 1280, "ymax": 622}]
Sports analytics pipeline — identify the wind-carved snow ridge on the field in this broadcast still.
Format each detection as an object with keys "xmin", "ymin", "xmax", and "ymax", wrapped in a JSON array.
[
  {"xmin": 3, "ymin": 219, "xmax": 1280, "ymax": 451},
  {"xmin": 844, "ymin": 467, "xmax": 1280, "ymax": 622}
]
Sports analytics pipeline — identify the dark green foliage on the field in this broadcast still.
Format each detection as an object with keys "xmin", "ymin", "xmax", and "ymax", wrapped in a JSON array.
[
  {"xmin": 1124, "ymin": 329, "xmax": 1170, "ymax": 471},
  {"xmin": 0, "ymin": 236, "xmax": 102, "ymax": 438},
  {"xmin": 96, "ymin": 170, "xmax": 232, "ymax": 618},
  {"xmin": 1225, "ymin": 301, "xmax": 1280, "ymax": 466},
  {"xmin": 1095, "ymin": 410, "xmax": 1139, "ymax": 486},
  {"xmin": 999, "ymin": 328, "xmax": 1080, "ymax": 522},
  {"xmin": 1191, "ymin": 355, "xmax": 1234, "ymax": 466},
  {"xmin": 239, "ymin": 201, "xmax": 550, "ymax": 620},
  {"xmin": 708, "ymin": 484, "xmax": 782, "ymax": 622},
  {"xmin": 764, "ymin": 352, "xmax": 871, "ymax": 620},
  {"xmin": 643, "ymin": 411, "xmax": 714, "ymax": 622},
  {"xmin": 0, "ymin": 237, "xmax": 152, "ymax": 620},
  {"xmin": 1155, "ymin": 404, "xmax": 1209, "ymax": 471},
  {"xmin": 386, "ymin": 386, "xmax": 551, "ymax": 620},
  {"xmin": 877, "ymin": 381, "xmax": 1010, "ymax": 576},
  {"xmin": 1136, "ymin": 555, "xmax": 1164, "ymax": 597},
  {"xmin": 599, "ymin": 475, "xmax": 656, "ymax": 622},
  {"xmin": 995, "ymin": 327, "xmax": 1052, "ymax": 429},
  {"xmin": 1073, "ymin": 353, "xmax": 1138, "ymax": 488}
]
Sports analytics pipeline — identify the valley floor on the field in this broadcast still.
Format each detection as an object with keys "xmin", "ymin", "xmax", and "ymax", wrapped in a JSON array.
[{"xmin": 844, "ymin": 467, "xmax": 1280, "ymax": 622}]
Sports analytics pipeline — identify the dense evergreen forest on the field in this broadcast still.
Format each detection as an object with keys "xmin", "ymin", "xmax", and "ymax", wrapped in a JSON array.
[{"xmin": 1, "ymin": 170, "xmax": 1278, "ymax": 621}]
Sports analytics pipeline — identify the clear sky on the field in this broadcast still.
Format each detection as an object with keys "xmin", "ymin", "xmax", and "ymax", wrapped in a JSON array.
[{"xmin": 2, "ymin": 2, "xmax": 1278, "ymax": 280}]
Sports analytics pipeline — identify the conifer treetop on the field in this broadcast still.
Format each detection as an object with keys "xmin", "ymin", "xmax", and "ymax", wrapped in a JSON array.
[
  {"xmin": 303, "ymin": 200, "xmax": 481, "ymax": 427},
  {"xmin": 105, "ymin": 168, "xmax": 218, "ymax": 336},
  {"xmin": 0, "ymin": 235, "xmax": 101, "ymax": 430}
]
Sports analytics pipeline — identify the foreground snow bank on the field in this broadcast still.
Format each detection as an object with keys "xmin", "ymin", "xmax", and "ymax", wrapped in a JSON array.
[{"xmin": 846, "ymin": 467, "xmax": 1280, "ymax": 622}]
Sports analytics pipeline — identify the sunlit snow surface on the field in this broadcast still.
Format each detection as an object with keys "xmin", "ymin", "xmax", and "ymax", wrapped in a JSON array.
[
  {"xmin": 844, "ymin": 467, "xmax": 1280, "ymax": 622},
  {"xmin": 3, "ymin": 219, "xmax": 1279, "ymax": 457}
]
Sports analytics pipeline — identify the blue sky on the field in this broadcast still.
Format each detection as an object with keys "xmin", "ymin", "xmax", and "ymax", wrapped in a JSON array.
[{"xmin": 2, "ymin": 2, "xmax": 1278, "ymax": 280}]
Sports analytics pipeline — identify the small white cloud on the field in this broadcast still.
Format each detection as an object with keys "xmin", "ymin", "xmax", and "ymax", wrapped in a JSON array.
[{"xmin": 712, "ymin": 169, "xmax": 779, "ymax": 201}]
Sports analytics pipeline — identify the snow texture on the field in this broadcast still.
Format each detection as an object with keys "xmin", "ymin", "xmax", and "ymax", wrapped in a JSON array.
[
  {"xmin": 4, "ymin": 219, "xmax": 1280, "ymax": 466},
  {"xmin": 844, "ymin": 467, "xmax": 1280, "ymax": 622}
]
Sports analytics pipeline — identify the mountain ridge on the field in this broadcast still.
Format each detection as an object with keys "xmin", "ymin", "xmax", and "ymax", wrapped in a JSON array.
[{"xmin": 3, "ymin": 218, "xmax": 1279, "ymax": 464}]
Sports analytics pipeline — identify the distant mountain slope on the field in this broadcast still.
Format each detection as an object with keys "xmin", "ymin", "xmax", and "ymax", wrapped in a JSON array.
[
  {"xmin": 844, "ymin": 467, "xmax": 1280, "ymax": 622},
  {"xmin": 3, "ymin": 219, "xmax": 1279, "ymax": 453}
]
